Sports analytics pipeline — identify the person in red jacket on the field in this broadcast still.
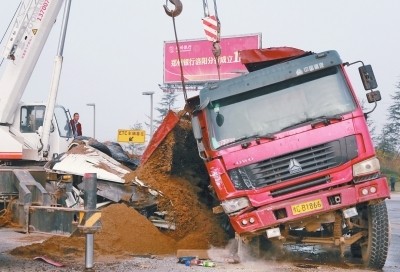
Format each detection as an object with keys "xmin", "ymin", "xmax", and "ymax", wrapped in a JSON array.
[{"xmin": 69, "ymin": 112, "xmax": 82, "ymax": 137}]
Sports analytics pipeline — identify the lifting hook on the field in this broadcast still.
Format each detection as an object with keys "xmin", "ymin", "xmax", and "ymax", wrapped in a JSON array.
[{"xmin": 163, "ymin": 0, "xmax": 183, "ymax": 17}]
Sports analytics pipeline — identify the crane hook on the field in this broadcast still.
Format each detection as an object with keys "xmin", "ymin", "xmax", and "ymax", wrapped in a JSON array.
[{"xmin": 163, "ymin": 0, "xmax": 183, "ymax": 17}]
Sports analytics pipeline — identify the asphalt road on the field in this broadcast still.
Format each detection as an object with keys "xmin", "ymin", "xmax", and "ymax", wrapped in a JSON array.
[
  {"xmin": 1, "ymin": 193, "xmax": 399, "ymax": 271},
  {"xmin": 384, "ymin": 192, "xmax": 400, "ymax": 272}
]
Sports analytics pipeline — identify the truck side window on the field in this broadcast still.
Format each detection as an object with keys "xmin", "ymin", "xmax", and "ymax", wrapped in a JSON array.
[
  {"xmin": 20, "ymin": 106, "xmax": 46, "ymax": 133},
  {"xmin": 20, "ymin": 107, "xmax": 30, "ymax": 132}
]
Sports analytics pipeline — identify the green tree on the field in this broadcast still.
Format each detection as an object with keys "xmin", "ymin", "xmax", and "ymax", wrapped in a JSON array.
[
  {"xmin": 154, "ymin": 91, "xmax": 180, "ymax": 126},
  {"xmin": 143, "ymin": 91, "xmax": 180, "ymax": 135},
  {"xmin": 376, "ymin": 82, "xmax": 400, "ymax": 154}
]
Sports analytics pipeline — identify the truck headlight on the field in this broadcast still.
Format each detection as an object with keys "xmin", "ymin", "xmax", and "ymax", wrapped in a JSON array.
[
  {"xmin": 353, "ymin": 157, "xmax": 380, "ymax": 177},
  {"xmin": 220, "ymin": 197, "xmax": 250, "ymax": 214}
]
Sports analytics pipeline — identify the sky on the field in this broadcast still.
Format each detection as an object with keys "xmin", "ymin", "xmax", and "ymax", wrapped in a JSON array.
[{"xmin": 0, "ymin": 0, "xmax": 399, "ymax": 143}]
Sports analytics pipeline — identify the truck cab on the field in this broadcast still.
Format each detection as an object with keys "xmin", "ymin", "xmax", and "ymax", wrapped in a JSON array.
[
  {"xmin": 2, "ymin": 102, "xmax": 72, "ymax": 162},
  {"xmin": 191, "ymin": 47, "xmax": 390, "ymax": 269}
]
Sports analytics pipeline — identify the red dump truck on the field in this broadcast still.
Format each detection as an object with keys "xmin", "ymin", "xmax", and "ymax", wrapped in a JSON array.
[{"xmin": 186, "ymin": 47, "xmax": 389, "ymax": 269}]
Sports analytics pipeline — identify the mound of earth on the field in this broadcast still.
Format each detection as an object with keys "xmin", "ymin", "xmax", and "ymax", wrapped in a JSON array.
[
  {"xmin": 131, "ymin": 113, "xmax": 227, "ymax": 244},
  {"xmin": 11, "ymin": 111, "xmax": 229, "ymax": 261}
]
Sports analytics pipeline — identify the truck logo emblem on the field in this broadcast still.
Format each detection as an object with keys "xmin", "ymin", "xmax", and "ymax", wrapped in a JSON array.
[
  {"xmin": 296, "ymin": 62, "xmax": 325, "ymax": 76},
  {"xmin": 288, "ymin": 159, "xmax": 302, "ymax": 174},
  {"xmin": 234, "ymin": 157, "xmax": 254, "ymax": 165},
  {"xmin": 296, "ymin": 69, "xmax": 304, "ymax": 76}
]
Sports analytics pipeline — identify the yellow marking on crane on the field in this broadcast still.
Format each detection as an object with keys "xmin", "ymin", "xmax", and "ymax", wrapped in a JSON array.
[
  {"xmin": 85, "ymin": 212, "xmax": 101, "ymax": 227},
  {"xmin": 79, "ymin": 211, "xmax": 84, "ymax": 224}
]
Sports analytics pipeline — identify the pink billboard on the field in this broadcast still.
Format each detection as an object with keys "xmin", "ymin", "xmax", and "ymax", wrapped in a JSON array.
[{"xmin": 163, "ymin": 33, "xmax": 261, "ymax": 84}]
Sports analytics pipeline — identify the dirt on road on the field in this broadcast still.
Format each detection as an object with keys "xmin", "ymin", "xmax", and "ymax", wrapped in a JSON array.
[{"xmin": 9, "ymin": 113, "xmax": 229, "ymax": 264}]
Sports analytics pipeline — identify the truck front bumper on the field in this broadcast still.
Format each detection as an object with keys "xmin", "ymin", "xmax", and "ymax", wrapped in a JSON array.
[{"xmin": 229, "ymin": 178, "xmax": 390, "ymax": 235}]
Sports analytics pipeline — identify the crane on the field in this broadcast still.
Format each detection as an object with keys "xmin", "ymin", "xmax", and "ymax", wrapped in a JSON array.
[{"xmin": 0, "ymin": 0, "xmax": 72, "ymax": 162}]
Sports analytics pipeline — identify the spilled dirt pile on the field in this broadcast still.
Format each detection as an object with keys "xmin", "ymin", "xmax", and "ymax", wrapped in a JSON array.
[
  {"xmin": 95, "ymin": 204, "xmax": 177, "ymax": 255},
  {"xmin": 10, "ymin": 203, "xmax": 176, "ymax": 259},
  {"xmin": 0, "ymin": 206, "xmax": 15, "ymax": 227},
  {"xmin": 11, "ymin": 112, "xmax": 229, "ymax": 260},
  {"xmin": 131, "ymin": 114, "xmax": 227, "ymax": 244},
  {"xmin": 1, "ymin": 198, "xmax": 21, "ymax": 228}
]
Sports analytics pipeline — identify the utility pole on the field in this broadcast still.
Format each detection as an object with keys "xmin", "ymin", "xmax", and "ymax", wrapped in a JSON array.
[{"xmin": 142, "ymin": 91, "xmax": 155, "ymax": 140}]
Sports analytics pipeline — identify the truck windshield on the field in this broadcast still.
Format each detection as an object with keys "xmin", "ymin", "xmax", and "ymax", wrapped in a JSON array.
[{"xmin": 206, "ymin": 66, "xmax": 356, "ymax": 149}]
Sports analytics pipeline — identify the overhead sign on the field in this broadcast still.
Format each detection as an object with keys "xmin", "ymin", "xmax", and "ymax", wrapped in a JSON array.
[
  {"xmin": 117, "ymin": 129, "xmax": 145, "ymax": 143},
  {"xmin": 163, "ymin": 33, "xmax": 261, "ymax": 84}
]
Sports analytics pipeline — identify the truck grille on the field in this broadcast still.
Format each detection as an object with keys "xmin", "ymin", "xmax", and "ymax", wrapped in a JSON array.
[{"xmin": 229, "ymin": 135, "xmax": 357, "ymax": 190}]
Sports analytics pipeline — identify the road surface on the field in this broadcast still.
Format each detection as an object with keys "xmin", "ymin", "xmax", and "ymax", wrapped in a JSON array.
[{"xmin": 1, "ymin": 193, "xmax": 399, "ymax": 271}]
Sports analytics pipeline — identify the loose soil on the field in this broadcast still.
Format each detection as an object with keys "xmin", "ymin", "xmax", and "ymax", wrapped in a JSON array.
[{"xmin": 10, "ymin": 112, "xmax": 229, "ymax": 263}]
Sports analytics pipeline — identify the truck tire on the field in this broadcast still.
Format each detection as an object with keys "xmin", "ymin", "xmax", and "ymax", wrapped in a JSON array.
[{"xmin": 351, "ymin": 201, "xmax": 389, "ymax": 269}]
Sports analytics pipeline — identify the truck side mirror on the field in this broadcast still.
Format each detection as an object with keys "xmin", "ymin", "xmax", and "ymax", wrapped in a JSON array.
[
  {"xmin": 216, "ymin": 112, "xmax": 224, "ymax": 127},
  {"xmin": 366, "ymin": 91, "xmax": 382, "ymax": 103},
  {"xmin": 359, "ymin": 65, "xmax": 378, "ymax": 90},
  {"xmin": 191, "ymin": 115, "xmax": 202, "ymax": 141}
]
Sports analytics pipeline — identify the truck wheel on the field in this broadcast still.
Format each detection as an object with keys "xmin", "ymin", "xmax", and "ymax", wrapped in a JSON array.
[{"xmin": 351, "ymin": 201, "xmax": 389, "ymax": 269}]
